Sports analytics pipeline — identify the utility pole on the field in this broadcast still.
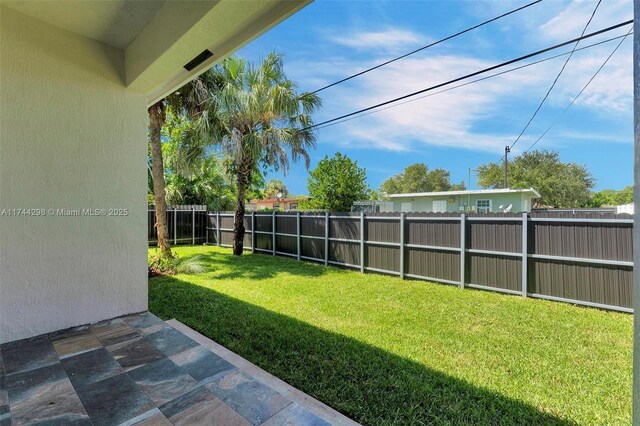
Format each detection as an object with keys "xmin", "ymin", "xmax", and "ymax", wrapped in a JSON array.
[
  {"xmin": 467, "ymin": 168, "xmax": 477, "ymax": 212},
  {"xmin": 504, "ymin": 146, "xmax": 511, "ymax": 189}
]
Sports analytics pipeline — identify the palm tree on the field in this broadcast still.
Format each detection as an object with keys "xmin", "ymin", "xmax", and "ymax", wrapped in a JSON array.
[
  {"xmin": 148, "ymin": 71, "xmax": 222, "ymax": 259},
  {"xmin": 189, "ymin": 53, "xmax": 320, "ymax": 255},
  {"xmin": 148, "ymin": 101, "xmax": 171, "ymax": 258},
  {"xmin": 164, "ymin": 156, "xmax": 236, "ymax": 211}
]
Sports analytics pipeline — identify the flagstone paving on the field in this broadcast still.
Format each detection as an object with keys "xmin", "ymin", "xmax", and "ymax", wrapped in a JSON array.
[{"xmin": 0, "ymin": 312, "xmax": 346, "ymax": 426}]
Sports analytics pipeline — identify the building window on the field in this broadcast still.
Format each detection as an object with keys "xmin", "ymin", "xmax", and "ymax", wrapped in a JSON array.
[
  {"xmin": 476, "ymin": 199, "xmax": 491, "ymax": 213},
  {"xmin": 289, "ymin": 203, "xmax": 298, "ymax": 209},
  {"xmin": 273, "ymin": 204, "xmax": 280, "ymax": 209}
]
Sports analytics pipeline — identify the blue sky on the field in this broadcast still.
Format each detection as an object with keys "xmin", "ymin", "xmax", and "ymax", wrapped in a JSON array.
[{"xmin": 236, "ymin": 0, "xmax": 633, "ymax": 195}]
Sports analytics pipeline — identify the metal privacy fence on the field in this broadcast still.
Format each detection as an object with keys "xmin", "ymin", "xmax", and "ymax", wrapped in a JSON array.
[
  {"xmin": 206, "ymin": 211, "xmax": 633, "ymax": 313},
  {"xmin": 148, "ymin": 207, "xmax": 208, "ymax": 245}
]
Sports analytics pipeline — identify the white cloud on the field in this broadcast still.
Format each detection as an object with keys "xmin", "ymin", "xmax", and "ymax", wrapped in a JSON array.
[
  {"xmin": 553, "ymin": 130, "xmax": 631, "ymax": 145},
  {"xmin": 303, "ymin": 10, "xmax": 633, "ymax": 154},
  {"xmin": 329, "ymin": 29, "xmax": 424, "ymax": 52},
  {"xmin": 542, "ymin": 32, "xmax": 633, "ymax": 113},
  {"xmin": 315, "ymin": 53, "xmax": 552, "ymax": 153},
  {"xmin": 539, "ymin": 0, "xmax": 632, "ymax": 42}
]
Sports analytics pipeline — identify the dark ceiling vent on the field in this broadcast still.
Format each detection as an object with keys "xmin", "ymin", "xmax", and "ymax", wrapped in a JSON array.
[{"xmin": 184, "ymin": 49, "xmax": 213, "ymax": 71}]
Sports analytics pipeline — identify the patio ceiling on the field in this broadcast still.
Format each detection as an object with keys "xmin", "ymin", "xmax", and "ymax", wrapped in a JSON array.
[
  {"xmin": 0, "ymin": 0, "xmax": 310, "ymax": 104},
  {"xmin": 0, "ymin": 0, "xmax": 166, "ymax": 49}
]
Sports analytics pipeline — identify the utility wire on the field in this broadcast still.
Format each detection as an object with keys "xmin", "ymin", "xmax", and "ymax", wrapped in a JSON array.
[
  {"xmin": 310, "ymin": 0, "xmax": 543, "ymax": 94},
  {"xmin": 311, "ymin": 33, "xmax": 630, "ymax": 132},
  {"xmin": 525, "ymin": 26, "xmax": 633, "ymax": 152},
  {"xmin": 302, "ymin": 20, "xmax": 633, "ymax": 132},
  {"xmin": 508, "ymin": 0, "xmax": 601, "ymax": 151}
]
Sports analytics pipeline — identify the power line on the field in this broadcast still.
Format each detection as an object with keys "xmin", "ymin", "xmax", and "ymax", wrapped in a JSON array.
[
  {"xmin": 525, "ymin": 26, "xmax": 633, "ymax": 153},
  {"xmin": 303, "ymin": 20, "xmax": 633, "ymax": 132},
  {"xmin": 508, "ymin": 0, "xmax": 602, "ymax": 151},
  {"xmin": 311, "ymin": 33, "xmax": 631, "ymax": 132},
  {"xmin": 310, "ymin": 0, "xmax": 543, "ymax": 94}
]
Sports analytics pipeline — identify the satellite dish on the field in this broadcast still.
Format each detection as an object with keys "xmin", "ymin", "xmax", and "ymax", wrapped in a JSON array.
[
  {"xmin": 276, "ymin": 192, "xmax": 283, "ymax": 199},
  {"xmin": 503, "ymin": 204, "xmax": 513, "ymax": 213}
]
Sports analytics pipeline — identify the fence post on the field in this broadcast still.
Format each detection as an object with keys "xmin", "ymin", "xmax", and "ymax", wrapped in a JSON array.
[
  {"xmin": 191, "ymin": 207, "xmax": 195, "ymax": 245},
  {"xmin": 296, "ymin": 211, "xmax": 301, "ymax": 261},
  {"xmin": 174, "ymin": 207, "xmax": 177, "ymax": 245},
  {"xmin": 251, "ymin": 211, "xmax": 255, "ymax": 253},
  {"xmin": 216, "ymin": 212, "xmax": 220, "ymax": 247},
  {"xmin": 459, "ymin": 213, "xmax": 466, "ymax": 289},
  {"xmin": 521, "ymin": 212, "xmax": 528, "ymax": 297},
  {"xmin": 400, "ymin": 213, "xmax": 405, "ymax": 279},
  {"xmin": 272, "ymin": 210, "xmax": 276, "ymax": 256},
  {"xmin": 324, "ymin": 211, "xmax": 329, "ymax": 266},
  {"xmin": 360, "ymin": 211, "xmax": 365, "ymax": 273}
]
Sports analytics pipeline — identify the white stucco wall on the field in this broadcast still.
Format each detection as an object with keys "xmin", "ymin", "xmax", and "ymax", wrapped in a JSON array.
[{"xmin": 0, "ymin": 8, "xmax": 148, "ymax": 343}]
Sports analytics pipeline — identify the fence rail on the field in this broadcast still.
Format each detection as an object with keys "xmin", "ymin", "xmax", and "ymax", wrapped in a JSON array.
[
  {"xmin": 204, "ymin": 211, "xmax": 633, "ymax": 313},
  {"xmin": 148, "ymin": 208, "xmax": 207, "ymax": 245}
]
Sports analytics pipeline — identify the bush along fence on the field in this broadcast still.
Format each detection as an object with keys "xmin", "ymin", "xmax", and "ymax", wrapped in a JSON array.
[
  {"xmin": 148, "ymin": 206, "xmax": 208, "ymax": 245},
  {"xmin": 205, "ymin": 211, "xmax": 633, "ymax": 313}
]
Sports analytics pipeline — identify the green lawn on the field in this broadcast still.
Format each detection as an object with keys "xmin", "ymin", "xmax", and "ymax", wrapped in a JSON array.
[{"xmin": 148, "ymin": 245, "xmax": 632, "ymax": 425}]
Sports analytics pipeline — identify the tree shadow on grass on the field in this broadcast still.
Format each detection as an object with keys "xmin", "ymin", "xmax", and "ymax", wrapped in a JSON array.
[
  {"xmin": 149, "ymin": 276, "xmax": 575, "ymax": 426},
  {"xmin": 191, "ymin": 249, "xmax": 329, "ymax": 281}
]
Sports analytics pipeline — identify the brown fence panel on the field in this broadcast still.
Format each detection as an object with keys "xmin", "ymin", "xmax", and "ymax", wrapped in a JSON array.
[
  {"xmin": 366, "ymin": 246, "xmax": 400, "ymax": 273},
  {"xmin": 300, "ymin": 215, "xmax": 325, "ymax": 237},
  {"xmin": 528, "ymin": 260, "xmax": 633, "ymax": 309},
  {"xmin": 276, "ymin": 235, "xmax": 297, "ymax": 256},
  {"xmin": 329, "ymin": 241, "xmax": 360, "ymax": 266},
  {"xmin": 366, "ymin": 216, "xmax": 400, "ymax": 244},
  {"xmin": 406, "ymin": 215, "xmax": 460, "ymax": 248},
  {"xmin": 301, "ymin": 238, "xmax": 324, "ymax": 261},
  {"xmin": 220, "ymin": 230, "xmax": 233, "ymax": 246},
  {"xmin": 220, "ymin": 215, "xmax": 233, "ymax": 230},
  {"xmin": 468, "ymin": 254, "xmax": 522, "ymax": 293},
  {"xmin": 531, "ymin": 222, "xmax": 632, "ymax": 261},
  {"xmin": 330, "ymin": 216, "xmax": 360, "ymax": 240},
  {"xmin": 276, "ymin": 214, "xmax": 296, "ymax": 235},
  {"xmin": 406, "ymin": 248, "xmax": 460, "ymax": 283},
  {"xmin": 148, "ymin": 209, "xmax": 207, "ymax": 245},
  {"xmin": 255, "ymin": 214, "xmax": 272, "ymax": 233},
  {"xmin": 467, "ymin": 219, "xmax": 522, "ymax": 253},
  {"xmin": 202, "ymin": 211, "xmax": 633, "ymax": 313},
  {"xmin": 255, "ymin": 233, "xmax": 272, "ymax": 252},
  {"xmin": 207, "ymin": 214, "xmax": 217, "ymax": 245}
]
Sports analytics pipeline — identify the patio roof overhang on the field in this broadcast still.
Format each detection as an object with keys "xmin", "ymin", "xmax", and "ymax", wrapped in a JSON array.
[
  {"xmin": 0, "ymin": 0, "xmax": 311, "ymax": 105},
  {"xmin": 0, "ymin": 0, "xmax": 312, "ymax": 344}
]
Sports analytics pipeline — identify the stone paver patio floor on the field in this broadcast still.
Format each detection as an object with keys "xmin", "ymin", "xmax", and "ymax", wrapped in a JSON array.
[{"xmin": 0, "ymin": 312, "xmax": 356, "ymax": 426}]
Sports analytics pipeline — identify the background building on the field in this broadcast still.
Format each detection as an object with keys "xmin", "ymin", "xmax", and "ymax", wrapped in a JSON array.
[
  {"xmin": 250, "ymin": 197, "xmax": 302, "ymax": 210},
  {"xmin": 383, "ymin": 188, "xmax": 540, "ymax": 213}
]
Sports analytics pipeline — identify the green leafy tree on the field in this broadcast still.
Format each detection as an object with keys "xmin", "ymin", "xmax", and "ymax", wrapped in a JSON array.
[
  {"xmin": 476, "ymin": 150, "xmax": 594, "ymax": 208},
  {"xmin": 263, "ymin": 179, "xmax": 289, "ymax": 199},
  {"xmin": 184, "ymin": 53, "xmax": 321, "ymax": 255},
  {"xmin": 587, "ymin": 186, "xmax": 633, "ymax": 207},
  {"xmin": 369, "ymin": 189, "xmax": 382, "ymax": 201},
  {"xmin": 148, "ymin": 71, "xmax": 221, "ymax": 259},
  {"xmin": 152, "ymin": 112, "xmax": 265, "ymax": 211},
  {"xmin": 305, "ymin": 153, "xmax": 370, "ymax": 211},
  {"xmin": 164, "ymin": 157, "xmax": 235, "ymax": 211},
  {"xmin": 380, "ymin": 163, "xmax": 465, "ymax": 195}
]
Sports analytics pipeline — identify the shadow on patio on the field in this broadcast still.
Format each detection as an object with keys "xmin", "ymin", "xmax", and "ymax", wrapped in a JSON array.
[{"xmin": 149, "ymin": 274, "xmax": 574, "ymax": 426}]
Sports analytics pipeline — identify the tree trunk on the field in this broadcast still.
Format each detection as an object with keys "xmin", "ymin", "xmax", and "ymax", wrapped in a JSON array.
[
  {"xmin": 233, "ymin": 173, "xmax": 247, "ymax": 256},
  {"xmin": 148, "ymin": 101, "xmax": 172, "ymax": 258}
]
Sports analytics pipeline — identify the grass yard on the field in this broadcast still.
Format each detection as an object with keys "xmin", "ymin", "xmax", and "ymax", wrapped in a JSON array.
[{"xmin": 148, "ymin": 245, "xmax": 632, "ymax": 425}]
